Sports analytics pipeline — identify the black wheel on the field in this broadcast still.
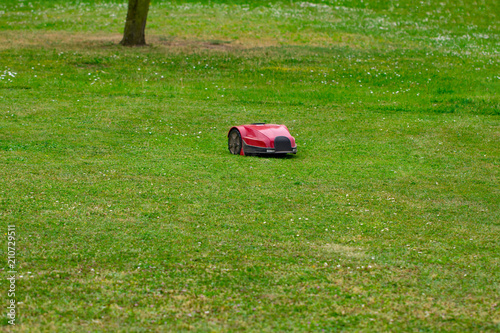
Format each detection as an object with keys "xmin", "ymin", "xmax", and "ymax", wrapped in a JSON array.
[{"xmin": 228, "ymin": 129, "xmax": 242, "ymax": 155}]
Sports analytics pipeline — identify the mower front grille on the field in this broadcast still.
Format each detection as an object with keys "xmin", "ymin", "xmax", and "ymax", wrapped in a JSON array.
[{"xmin": 274, "ymin": 136, "xmax": 292, "ymax": 152}]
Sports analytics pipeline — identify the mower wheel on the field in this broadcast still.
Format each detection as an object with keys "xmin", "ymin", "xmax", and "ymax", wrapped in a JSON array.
[{"xmin": 228, "ymin": 129, "xmax": 242, "ymax": 155}]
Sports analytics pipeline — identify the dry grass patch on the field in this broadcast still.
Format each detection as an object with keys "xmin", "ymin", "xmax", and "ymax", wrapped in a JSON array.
[{"xmin": 312, "ymin": 243, "xmax": 366, "ymax": 259}]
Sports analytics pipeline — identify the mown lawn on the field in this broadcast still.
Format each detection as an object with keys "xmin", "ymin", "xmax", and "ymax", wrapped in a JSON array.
[{"xmin": 1, "ymin": 0, "xmax": 499, "ymax": 331}]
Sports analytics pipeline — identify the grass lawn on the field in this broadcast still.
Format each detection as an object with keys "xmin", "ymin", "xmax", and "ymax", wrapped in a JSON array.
[{"xmin": 1, "ymin": 0, "xmax": 499, "ymax": 331}]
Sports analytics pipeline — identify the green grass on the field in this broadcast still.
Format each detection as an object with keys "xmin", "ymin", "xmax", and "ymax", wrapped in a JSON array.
[{"xmin": 1, "ymin": 0, "xmax": 499, "ymax": 331}]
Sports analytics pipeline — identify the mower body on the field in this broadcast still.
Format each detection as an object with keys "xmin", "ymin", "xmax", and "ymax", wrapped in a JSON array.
[{"xmin": 228, "ymin": 123, "xmax": 297, "ymax": 156}]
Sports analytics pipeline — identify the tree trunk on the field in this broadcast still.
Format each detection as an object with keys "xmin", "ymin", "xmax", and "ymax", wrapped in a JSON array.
[{"xmin": 120, "ymin": 0, "xmax": 151, "ymax": 46}]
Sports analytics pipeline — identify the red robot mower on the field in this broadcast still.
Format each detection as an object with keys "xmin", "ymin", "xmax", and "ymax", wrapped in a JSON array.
[{"xmin": 228, "ymin": 123, "xmax": 297, "ymax": 156}]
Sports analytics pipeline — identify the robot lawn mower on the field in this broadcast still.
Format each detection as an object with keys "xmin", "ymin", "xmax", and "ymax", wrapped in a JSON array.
[{"xmin": 228, "ymin": 123, "xmax": 297, "ymax": 156}]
